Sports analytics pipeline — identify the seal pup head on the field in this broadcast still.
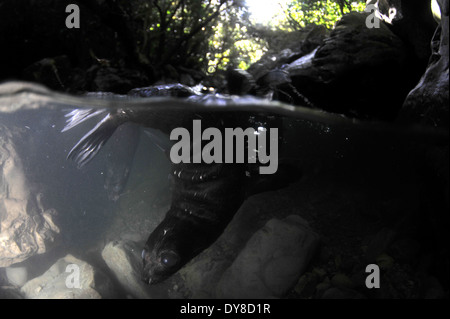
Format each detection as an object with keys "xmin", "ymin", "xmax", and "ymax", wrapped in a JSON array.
[
  {"xmin": 141, "ymin": 223, "xmax": 181, "ymax": 285},
  {"xmin": 141, "ymin": 211, "xmax": 213, "ymax": 285},
  {"xmin": 141, "ymin": 204, "xmax": 224, "ymax": 285}
]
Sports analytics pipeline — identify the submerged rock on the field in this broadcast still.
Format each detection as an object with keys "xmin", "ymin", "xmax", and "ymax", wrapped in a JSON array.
[
  {"xmin": 5, "ymin": 266, "xmax": 28, "ymax": 287},
  {"xmin": 171, "ymin": 190, "xmax": 313, "ymax": 298},
  {"xmin": 20, "ymin": 254, "xmax": 114, "ymax": 299},
  {"xmin": 216, "ymin": 215, "xmax": 320, "ymax": 299},
  {"xmin": 0, "ymin": 125, "xmax": 59, "ymax": 267}
]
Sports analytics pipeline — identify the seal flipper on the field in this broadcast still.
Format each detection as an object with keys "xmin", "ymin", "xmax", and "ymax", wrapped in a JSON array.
[
  {"xmin": 68, "ymin": 113, "xmax": 120, "ymax": 168},
  {"xmin": 62, "ymin": 109, "xmax": 106, "ymax": 132},
  {"xmin": 64, "ymin": 108, "xmax": 126, "ymax": 168}
]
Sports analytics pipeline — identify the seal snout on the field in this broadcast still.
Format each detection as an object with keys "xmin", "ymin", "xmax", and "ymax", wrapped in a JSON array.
[
  {"xmin": 141, "ymin": 248, "xmax": 157, "ymax": 285},
  {"xmin": 141, "ymin": 261, "xmax": 154, "ymax": 285},
  {"xmin": 141, "ymin": 273, "xmax": 153, "ymax": 285}
]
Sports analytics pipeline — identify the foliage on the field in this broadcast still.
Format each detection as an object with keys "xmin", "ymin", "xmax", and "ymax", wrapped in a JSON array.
[
  {"xmin": 115, "ymin": 0, "xmax": 266, "ymax": 75},
  {"xmin": 106, "ymin": 0, "xmax": 366, "ymax": 77},
  {"xmin": 135, "ymin": 1, "xmax": 247, "ymax": 72},
  {"xmin": 282, "ymin": 0, "xmax": 366, "ymax": 30},
  {"xmin": 204, "ymin": 5, "xmax": 262, "ymax": 72}
]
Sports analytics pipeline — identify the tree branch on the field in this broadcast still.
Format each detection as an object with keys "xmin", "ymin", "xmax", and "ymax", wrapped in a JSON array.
[{"xmin": 162, "ymin": 1, "xmax": 228, "ymax": 65}]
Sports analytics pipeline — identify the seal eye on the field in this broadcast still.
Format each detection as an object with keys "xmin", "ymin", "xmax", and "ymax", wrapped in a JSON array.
[{"xmin": 160, "ymin": 251, "xmax": 179, "ymax": 268}]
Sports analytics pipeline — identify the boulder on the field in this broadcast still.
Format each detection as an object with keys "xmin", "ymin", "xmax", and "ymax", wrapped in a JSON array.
[
  {"xmin": 247, "ymin": 24, "xmax": 328, "ymax": 82},
  {"xmin": 173, "ymin": 191, "xmax": 314, "ymax": 299},
  {"xmin": 282, "ymin": 12, "xmax": 416, "ymax": 120},
  {"xmin": 300, "ymin": 24, "xmax": 329, "ymax": 55},
  {"xmin": 0, "ymin": 125, "xmax": 59, "ymax": 267},
  {"xmin": 216, "ymin": 215, "xmax": 320, "ymax": 299},
  {"xmin": 226, "ymin": 68, "xmax": 256, "ymax": 95},
  {"xmin": 5, "ymin": 266, "xmax": 28, "ymax": 287},
  {"xmin": 20, "ymin": 254, "xmax": 114, "ymax": 299},
  {"xmin": 367, "ymin": 0, "xmax": 438, "ymax": 67},
  {"xmin": 399, "ymin": 0, "xmax": 449, "ymax": 128},
  {"xmin": 398, "ymin": 1, "xmax": 449, "ymax": 288}
]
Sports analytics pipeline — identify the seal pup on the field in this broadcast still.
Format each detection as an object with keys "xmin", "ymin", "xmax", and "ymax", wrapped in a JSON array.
[
  {"xmin": 63, "ymin": 104, "xmax": 298, "ymax": 284},
  {"xmin": 63, "ymin": 108, "xmax": 247, "ymax": 284}
]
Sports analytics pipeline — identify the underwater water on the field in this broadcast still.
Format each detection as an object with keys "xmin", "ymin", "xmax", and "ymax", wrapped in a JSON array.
[{"xmin": 0, "ymin": 81, "xmax": 448, "ymax": 299}]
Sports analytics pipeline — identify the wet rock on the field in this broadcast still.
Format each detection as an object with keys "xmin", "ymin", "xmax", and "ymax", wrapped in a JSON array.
[
  {"xmin": 216, "ymin": 215, "xmax": 320, "ymax": 298},
  {"xmin": 0, "ymin": 125, "xmax": 60, "ymax": 267},
  {"xmin": 247, "ymin": 23, "xmax": 329, "ymax": 87},
  {"xmin": 368, "ymin": 0, "xmax": 438, "ymax": 66},
  {"xmin": 248, "ymin": 48, "xmax": 299, "ymax": 84},
  {"xmin": 173, "ymin": 190, "xmax": 313, "ymax": 298},
  {"xmin": 300, "ymin": 25, "xmax": 329, "ymax": 55},
  {"xmin": 399, "ymin": 0, "xmax": 449, "ymax": 128},
  {"xmin": 226, "ymin": 68, "xmax": 256, "ymax": 95},
  {"xmin": 101, "ymin": 240, "xmax": 169, "ymax": 299},
  {"xmin": 255, "ymin": 69, "xmax": 294, "ymax": 101},
  {"xmin": 20, "ymin": 254, "xmax": 114, "ymax": 299},
  {"xmin": 173, "ymin": 239, "xmax": 231, "ymax": 299},
  {"xmin": 280, "ymin": 12, "xmax": 420, "ymax": 120},
  {"xmin": 128, "ymin": 83, "xmax": 199, "ymax": 98},
  {"xmin": 5, "ymin": 266, "xmax": 28, "ymax": 287}
]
